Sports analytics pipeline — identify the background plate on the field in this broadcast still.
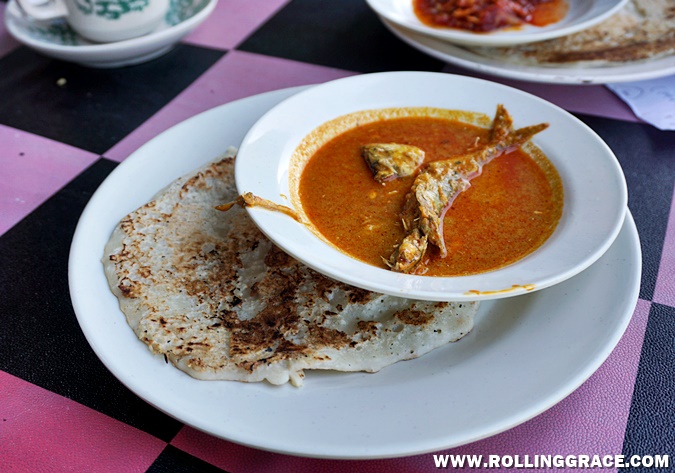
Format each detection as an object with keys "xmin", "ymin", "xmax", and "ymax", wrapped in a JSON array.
[
  {"xmin": 383, "ymin": 18, "xmax": 675, "ymax": 84},
  {"xmin": 70, "ymin": 87, "xmax": 641, "ymax": 459}
]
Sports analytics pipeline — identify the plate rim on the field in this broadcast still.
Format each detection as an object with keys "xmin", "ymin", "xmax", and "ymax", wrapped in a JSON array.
[{"xmin": 68, "ymin": 86, "xmax": 641, "ymax": 459}]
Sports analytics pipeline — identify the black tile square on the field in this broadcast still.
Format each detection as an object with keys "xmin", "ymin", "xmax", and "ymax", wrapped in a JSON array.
[
  {"xmin": 620, "ymin": 303, "xmax": 675, "ymax": 468},
  {"xmin": 0, "ymin": 158, "xmax": 182, "ymax": 442},
  {"xmin": 238, "ymin": 0, "xmax": 445, "ymax": 73},
  {"xmin": 0, "ymin": 44, "xmax": 225, "ymax": 155},
  {"xmin": 148, "ymin": 445, "xmax": 228, "ymax": 473},
  {"xmin": 574, "ymin": 114, "xmax": 675, "ymax": 301}
]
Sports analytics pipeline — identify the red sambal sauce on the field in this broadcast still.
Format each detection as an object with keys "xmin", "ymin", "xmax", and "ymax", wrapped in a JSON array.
[
  {"xmin": 298, "ymin": 115, "xmax": 564, "ymax": 277},
  {"xmin": 412, "ymin": 0, "xmax": 569, "ymax": 32}
]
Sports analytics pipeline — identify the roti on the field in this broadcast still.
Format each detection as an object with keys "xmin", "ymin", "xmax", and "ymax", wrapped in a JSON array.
[
  {"xmin": 102, "ymin": 148, "xmax": 477, "ymax": 386},
  {"xmin": 469, "ymin": 0, "xmax": 675, "ymax": 65}
]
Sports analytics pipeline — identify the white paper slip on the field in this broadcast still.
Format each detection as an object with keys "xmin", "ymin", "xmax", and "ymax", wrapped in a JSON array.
[
  {"xmin": 607, "ymin": 75, "xmax": 675, "ymax": 130},
  {"xmin": 607, "ymin": 76, "xmax": 675, "ymax": 131}
]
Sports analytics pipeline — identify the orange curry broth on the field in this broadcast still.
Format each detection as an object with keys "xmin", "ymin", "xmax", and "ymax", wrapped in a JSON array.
[{"xmin": 298, "ymin": 116, "xmax": 563, "ymax": 276}]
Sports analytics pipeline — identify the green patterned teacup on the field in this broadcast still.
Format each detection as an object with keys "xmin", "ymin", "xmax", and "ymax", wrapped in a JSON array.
[{"xmin": 15, "ymin": 0, "xmax": 170, "ymax": 42}]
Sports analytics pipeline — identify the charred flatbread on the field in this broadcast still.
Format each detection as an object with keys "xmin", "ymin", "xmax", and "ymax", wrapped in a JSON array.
[
  {"xmin": 469, "ymin": 0, "xmax": 675, "ymax": 65},
  {"xmin": 102, "ymin": 148, "xmax": 477, "ymax": 386}
]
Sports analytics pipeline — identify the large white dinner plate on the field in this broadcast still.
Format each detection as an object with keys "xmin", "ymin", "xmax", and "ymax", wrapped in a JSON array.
[
  {"xmin": 236, "ymin": 72, "xmax": 627, "ymax": 302},
  {"xmin": 69, "ymin": 86, "xmax": 641, "ymax": 459},
  {"xmin": 366, "ymin": 0, "xmax": 627, "ymax": 46},
  {"xmin": 383, "ymin": 18, "xmax": 675, "ymax": 84}
]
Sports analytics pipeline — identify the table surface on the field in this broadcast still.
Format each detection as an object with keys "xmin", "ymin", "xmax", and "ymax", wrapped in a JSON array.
[{"xmin": 1, "ymin": 1, "xmax": 674, "ymax": 471}]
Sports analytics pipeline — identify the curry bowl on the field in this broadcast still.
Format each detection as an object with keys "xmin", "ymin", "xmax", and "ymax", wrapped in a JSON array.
[{"xmin": 235, "ymin": 71, "xmax": 627, "ymax": 301}]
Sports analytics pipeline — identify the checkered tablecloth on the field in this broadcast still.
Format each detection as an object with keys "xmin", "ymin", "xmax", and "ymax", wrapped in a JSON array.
[{"xmin": 1, "ymin": 1, "xmax": 674, "ymax": 471}]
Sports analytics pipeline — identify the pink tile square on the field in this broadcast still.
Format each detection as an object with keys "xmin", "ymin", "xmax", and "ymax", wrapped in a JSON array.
[
  {"xmin": 435, "ymin": 298, "xmax": 650, "ymax": 472},
  {"xmin": 184, "ymin": 0, "xmax": 290, "ymax": 50},
  {"xmin": 0, "ymin": 125, "xmax": 99, "ymax": 236},
  {"xmin": 654, "ymin": 186, "xmax": 675, "ymax": 307},
  {"xmin": 171, "ymin": 299, "xmax": 649, "ymax": 473},
  {"xmin": 512, "ymin": 82, "xmax": 638, "ymax": 122},
  {"xmin": 172, "ymin": 427, "xmax": 384, "ymax": 473},
  {"xmin": 0, "ymin": 371, "xmax": 167, "ymax": 473},
  {"xmin": 104, "ymin": 51, "xmax": 356, "ymax": 162}
]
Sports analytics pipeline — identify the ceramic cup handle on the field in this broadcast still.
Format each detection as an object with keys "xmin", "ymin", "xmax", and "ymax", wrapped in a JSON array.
[{"xmin": 14, "ymin": 0, "xmax": 68, "ymax": 21}]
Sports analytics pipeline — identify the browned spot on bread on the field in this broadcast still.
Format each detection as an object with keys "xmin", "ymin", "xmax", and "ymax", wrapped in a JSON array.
[
  {"xmin": 307, "ymin": 324, "xmax": 351, "ymax": 349},
  {"xmin": 347, "ymin": 287, "xmax": 372, "ymax": 305},
  {"xmin": 264, "ymin": 245, "xmax": 293, "ymax": 268},
  {"xmin": 118, "ymin": 277, "xmax": 140, "ymax": 298},
  {"xmin": 395, "ymin": 309, "xmax": 434, "ymax": 326}
]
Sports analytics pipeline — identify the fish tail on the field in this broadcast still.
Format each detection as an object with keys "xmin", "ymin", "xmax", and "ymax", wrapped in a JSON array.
[
  {"xmin": 506, "ymin": 122, "xmax": 549, "ymax": 148},
  {"xmin": 489, "ymin": 104, "xmax": 514, "ymax": 145},
  {"xmin": 489, "ymin": 104, "xmax": 548, "ymax": 150}
]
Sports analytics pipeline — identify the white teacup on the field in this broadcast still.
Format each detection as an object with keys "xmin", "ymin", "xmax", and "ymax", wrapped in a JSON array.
[{"xmin": 15, "ymin": 0, "xmax": 170, "ymax": 43}]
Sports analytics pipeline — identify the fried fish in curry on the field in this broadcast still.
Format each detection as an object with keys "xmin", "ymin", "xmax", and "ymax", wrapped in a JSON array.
[
  {"xmin": 361, "ymin": 143, "xmax": 425, "ymax": 183},
  {"xmin": 389, "ymin": 105, "xmax": 549, "ymax": 273}
]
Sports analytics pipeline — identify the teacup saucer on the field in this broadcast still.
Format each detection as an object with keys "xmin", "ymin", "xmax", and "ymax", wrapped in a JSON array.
[{"xmin": 4, "ymin": 0, "xmax": 217, "ymax": 68}]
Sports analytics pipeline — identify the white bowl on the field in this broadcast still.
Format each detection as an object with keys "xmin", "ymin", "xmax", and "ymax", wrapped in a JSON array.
[
  {"xmin": 366, "ymin": 0, "xmax": 628, "ymax": 46},
  {"xmin": 235, "ymin": 71, "xmax": 628, "ymax": 302}
]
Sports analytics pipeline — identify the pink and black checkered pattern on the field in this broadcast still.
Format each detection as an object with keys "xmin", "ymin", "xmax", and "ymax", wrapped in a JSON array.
[{"xmin": 1, "ymin": 1, "xmax": 673, "ymax": 471}]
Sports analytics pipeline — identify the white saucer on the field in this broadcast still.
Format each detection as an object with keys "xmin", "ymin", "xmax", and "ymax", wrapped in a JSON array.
[{"xmin": 4, "ymin": 0, "xmax": 217, "ymax": 67}]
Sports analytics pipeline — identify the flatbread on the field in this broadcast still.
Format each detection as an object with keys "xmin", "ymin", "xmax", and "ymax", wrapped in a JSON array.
[
  {"xmin": 103, "ymin": 148, "xmax": 477, "ymax": 386},
  {"xmin": 469, "ymin": 0, "xmax": 675, "ymax": 65}
]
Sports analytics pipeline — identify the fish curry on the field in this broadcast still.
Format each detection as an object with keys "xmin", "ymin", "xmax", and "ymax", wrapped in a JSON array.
[{"xmin": 296, "ymin": 108, "xmax": 563, "ymax": 276}]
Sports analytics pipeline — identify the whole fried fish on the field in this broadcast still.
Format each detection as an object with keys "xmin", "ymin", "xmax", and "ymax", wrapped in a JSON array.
[{"xmin": 389, "ymin": 105, "xmax": 548, "ymax": 273}]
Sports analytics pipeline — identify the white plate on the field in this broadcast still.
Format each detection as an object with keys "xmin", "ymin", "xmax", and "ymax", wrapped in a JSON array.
[
  {"xmin": 4, "ymin": 0, "xmax": 217, "ymax": 67},
  {"xmin": 383, "ymin": 17, "xmax": 675, "ymax": 84},
  {"xmin": 236, "ymin": 72, "xmax": 627, "ymax": 302},
  {"xmin": 365, "ymin": 0, "xmax": 627, "ymax": 46},
  {"xmin": 69, "ymin": 86, "xmax": 641, "ymax": 459}
]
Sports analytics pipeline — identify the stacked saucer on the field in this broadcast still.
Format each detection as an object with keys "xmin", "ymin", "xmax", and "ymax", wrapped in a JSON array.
[{"xmin": 4, "ymin": 0, "xmax": 217, "ymax": 67}]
